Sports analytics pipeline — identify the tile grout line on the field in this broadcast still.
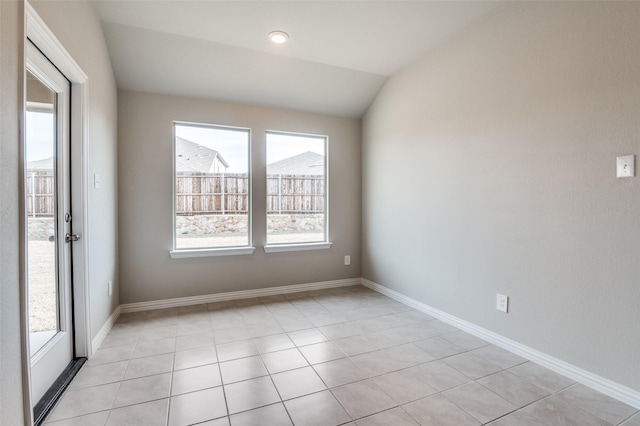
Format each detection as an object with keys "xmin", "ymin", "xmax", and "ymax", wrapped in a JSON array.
[
  {"xmin": 211, "ymin": 325, "xmax": 231, "ymax": 426},
  {"xmin": 255, "ymin": 295, "xmax": 300, "ymax": 426},
  {"xmin": 47, "ymin": 286, "xmax": 638, "ymax": 425}
]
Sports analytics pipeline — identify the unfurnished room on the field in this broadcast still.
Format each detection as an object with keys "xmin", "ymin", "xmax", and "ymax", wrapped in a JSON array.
[{"xmin": 1, "ymin": 1, "xmax": 639, "ymax": 425}]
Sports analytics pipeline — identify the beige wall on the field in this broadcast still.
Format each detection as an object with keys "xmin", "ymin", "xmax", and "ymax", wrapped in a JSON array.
[
  {"xmin": 118, "ymin": 90, "xmax": 361, "ymax": 303},
  {"xmin": 30, "ymin": 0, "xmax": 119, "ymax": 341},
  {"xmin": 363, "ymin": 1, "xmax": 640, "ymax": 392},
  {"xmin": 1, "ymin": 1, "xmax": 117, "ymax": 422},
  {"xmin": 1, "ymin": 2, "xmax": 27, "ymax": 423}
]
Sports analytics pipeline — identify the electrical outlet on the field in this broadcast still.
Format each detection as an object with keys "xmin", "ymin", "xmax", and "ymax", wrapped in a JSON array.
[
  {"xmin": 496, "ymin": 293, "xmax": 508, "ymax": 313},
  {"xmin": 108, "ymin": 280, "xmax": 113, "ymax": 297},
  {"xmin": 344, "ymin": 255, "xmax": 351, "ymax": 266}
]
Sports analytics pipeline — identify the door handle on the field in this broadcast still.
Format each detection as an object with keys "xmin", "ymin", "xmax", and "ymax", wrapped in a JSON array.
[{"xmin": 65, "ymin": 233, "xmax": 80, "ymax": 243}]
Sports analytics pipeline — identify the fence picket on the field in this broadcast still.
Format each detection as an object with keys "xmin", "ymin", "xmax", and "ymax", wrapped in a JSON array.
[{"xmin": 27, "ymin": 172, "xmax": 325, "ymax": 216}]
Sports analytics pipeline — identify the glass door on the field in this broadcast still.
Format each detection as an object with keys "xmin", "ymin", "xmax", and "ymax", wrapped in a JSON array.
[{"xmin": 25, "ymin": 40, "xmax": 75, "ymax": 417}]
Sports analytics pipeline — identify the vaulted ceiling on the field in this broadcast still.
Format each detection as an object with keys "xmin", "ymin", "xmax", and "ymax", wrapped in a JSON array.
[{"xmin": 92, "ymin": 1, "xmax": 501, "ymax": 118}]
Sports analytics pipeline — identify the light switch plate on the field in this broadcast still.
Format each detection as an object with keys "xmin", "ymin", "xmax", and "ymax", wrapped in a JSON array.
[
  {"xmin": 616, "ymin": 155, "xmax": 635, "ymax": 178},
  {"xmin": 94, "ymin": 173, "xmax": 102, "ymax": 189}
]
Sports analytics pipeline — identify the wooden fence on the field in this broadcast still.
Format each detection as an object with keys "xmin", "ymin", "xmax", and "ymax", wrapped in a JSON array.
[
  {"xmin": 177, "ymin": 173, "xmax": 324, "ymax": 215},
  {"xmin": 266, "ymin": 174, "xmax": 324, "ymax": 214},
  {"xmin": 26, "ymin": 172, "xmax": 326, "ymax": 216},
  {"xmin": 26, "ymin": 171, "xmax": 55, "ymax": 217},
  {"xmin": 176, "ymin": 173, "xmax": 249, "ymax": 215}
]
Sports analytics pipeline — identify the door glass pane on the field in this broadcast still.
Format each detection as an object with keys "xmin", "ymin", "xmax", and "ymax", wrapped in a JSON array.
[{"xmin": 26, "ymin": 70, "xmax": 59, "ymax": 355}]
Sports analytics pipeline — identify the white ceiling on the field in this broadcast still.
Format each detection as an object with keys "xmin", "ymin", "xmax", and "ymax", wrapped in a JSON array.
[{"xmin": 92, "ymin": 1, "xmax": 501, "ymax": 118}]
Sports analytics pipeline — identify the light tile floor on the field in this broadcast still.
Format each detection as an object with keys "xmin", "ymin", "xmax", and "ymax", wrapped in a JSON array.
[{"xmin": 45, "ymin": 285, "xmax": 639, "ymax": 426}]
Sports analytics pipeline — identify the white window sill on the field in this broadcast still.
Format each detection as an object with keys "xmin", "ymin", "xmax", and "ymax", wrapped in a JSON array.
[
  {"xmin": 263, "ymin": 242, "xmax": 333, "ymax": 253},
  {"xmin": 170, "ymin": 246, "xmax": 256, "ymax": 258}
]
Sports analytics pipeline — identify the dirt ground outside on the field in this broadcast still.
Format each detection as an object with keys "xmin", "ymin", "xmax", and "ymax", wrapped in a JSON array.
[
  {"xmin": 28, "ymin": 239, "xmax": 58, "ymax": 333},
  {"xmin": 176, "ymin": 231, "xmax": 325, "ymax": 248}
]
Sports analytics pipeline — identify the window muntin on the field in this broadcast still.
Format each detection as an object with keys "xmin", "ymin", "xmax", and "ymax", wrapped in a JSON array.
[
  {"xmin": 174, "ymin": 122, "xmax": 250, "ymax": 250},
  {"xmin": 266, "ymin": 131, "xmax": 327, "ymax": 245}
]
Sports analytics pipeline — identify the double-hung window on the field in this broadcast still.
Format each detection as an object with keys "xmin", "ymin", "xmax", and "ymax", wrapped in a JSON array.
[
  {"xmin": 172, "ymin": 122, "xmax": 252, "ymax": 256},
  {"xmin": 265, "ymin": 131, "xmax": 329, "ymax": 249}
]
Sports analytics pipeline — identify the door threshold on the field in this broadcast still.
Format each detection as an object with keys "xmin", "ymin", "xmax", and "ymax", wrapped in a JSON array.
[{"xmin": 34, "ymin": 357, "xmax": 86, "ymax": 426}]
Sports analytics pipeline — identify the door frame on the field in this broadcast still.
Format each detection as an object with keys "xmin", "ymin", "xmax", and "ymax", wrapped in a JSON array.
[
  {"xmin": 22, "ymin": 3, "xmax": 91, "ymax": 423},
  {"xmin": 26, "ymin": 40, "xmax": 74, "ymax": 409}
]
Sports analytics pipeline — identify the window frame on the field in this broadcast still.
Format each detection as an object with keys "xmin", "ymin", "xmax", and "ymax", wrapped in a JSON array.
[
  {"xmin": 263, "ymin": 130, "xmax": 331, "ymax": 253},
  {"xmin": 170, "ymin": 121, "xmax": 255, "ymax": 258}
]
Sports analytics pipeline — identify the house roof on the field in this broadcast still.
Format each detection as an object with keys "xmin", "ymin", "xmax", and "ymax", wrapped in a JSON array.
[
  {"xmin": 26, "ymin": 157, "xmax": 53, "ymax": 171},
  {"xmin": 176, "ymin": 136, "xmax": 229, "ymax": 173},
  {"xmin": 267, "ymin": 151, "xmax": 324, "ymax": 176}
]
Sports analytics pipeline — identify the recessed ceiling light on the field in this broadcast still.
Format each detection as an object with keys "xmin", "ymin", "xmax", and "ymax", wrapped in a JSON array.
[{"xmin": 268, "ymin": 31, "xmax": 289, "ymax": 44}]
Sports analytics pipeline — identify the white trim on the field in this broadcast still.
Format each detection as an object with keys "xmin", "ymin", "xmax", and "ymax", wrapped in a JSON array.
[
  {"xmin": 92, "ymin": 279, "xmax": 357, "ymax": 354},
  {"xmin": 72, "ymin": 80, "xmax": 91, "ymax": 358},
  {"xmin": 90, "ymin": 306, "xmax": 120, "ymax": 357},
  {"xmin": 24, "ymin": 4, "xmax": 92, "ymax": 419},
  {"xmin": 172, "ymin": 122, "xmax": 253, "ymax": 254},
  {"xmin": 264, "ymin": 242, "xmax": 332, "ymax": 253},
  {"xmin": 120, "ymin": 278, "xmax": 360, "ymax": 313},
  {"xmin": 30, "ymin": 332, "xmax": 65, "ymax": 367},
  {"xmin": 25, "ymin": 101, "xmax": 53, "ymax": 113},
  {"xmin": 361, "ymin": 278, "xmax": 640, "ymax": 410},
  {"xmin": 170, "ymin": 246, "xmax": 256, "ymax": 258},
  {"xmin": 94, "ymin": 276, "xmax": 640, "ymax": 409},
  {"xmin": 26, "ymin": 1, "xmax": 91, "ymax": 359},
  {"xmin": 26, "ymin": 3, "xmax": 87, "ymax": 82},
  {"xmin": 265, "ymin": 130, "xmax": 329, "ymax": 244}
]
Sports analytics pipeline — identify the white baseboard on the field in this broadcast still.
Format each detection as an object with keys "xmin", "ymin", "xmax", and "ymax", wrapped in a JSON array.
[
  {"xmin": 361, "ymin": 278, "xmax": 640, "ymax": 410},
  {"xmin": 120, "ymin": 278, "xmax": 360, "ymax": 314},
  {"xmin": 93, "ymin": 279, "xmax": 358, "ymax": 355},
  {"xmin": 93, "ymin": 276, "xmax": 640, "ymax": 410},
  {"xmin": 90, "ymin": 305, "xmax": 121, "ymax": 357}
]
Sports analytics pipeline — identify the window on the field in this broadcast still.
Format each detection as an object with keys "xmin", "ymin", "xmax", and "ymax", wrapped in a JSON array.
[
  {"xmin": 173, "ymin": 122, "xmax": 251, "ymax": 254},
  {"xmin": 266, "ymin": 131, "xmax": 327, "ymax": 246}
]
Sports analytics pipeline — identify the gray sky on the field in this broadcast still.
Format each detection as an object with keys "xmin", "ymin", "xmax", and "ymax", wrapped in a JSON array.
[
  {"xmin": 27, "ymin": 117, "xmax": 327, "ymax": 172},
  {"xmin": 175, "ymin": 123, "xmax": 325, "ymax": 173},
  {"xmin": 266, "ymin": 132, "xmax": 325, "ymax": 166},
  {"xmin": 26, "ymin": 111, "xmax": 54, "ymax": 162}
]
